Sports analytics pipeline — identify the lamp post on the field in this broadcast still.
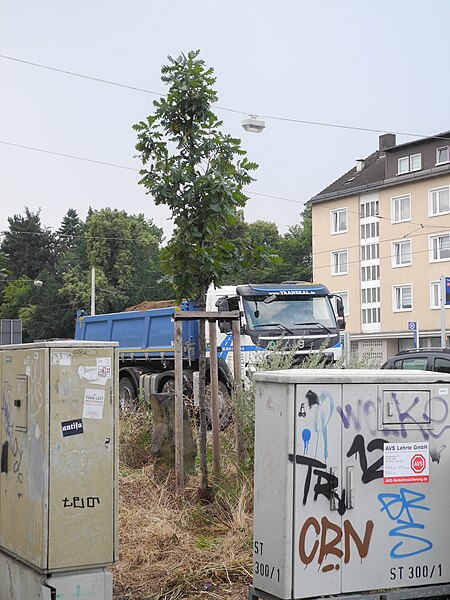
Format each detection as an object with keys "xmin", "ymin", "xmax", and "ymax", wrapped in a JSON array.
[{"xmin": 440, "ymin": 275, "xmax": 450, "ymax": 349}]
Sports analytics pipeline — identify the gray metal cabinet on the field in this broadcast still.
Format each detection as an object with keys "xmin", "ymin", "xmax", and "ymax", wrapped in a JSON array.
[
  {"xmin": 252, "ymin": 369, "xmax": 450, "ymax": 600},
  {"xmin": 0, "ymin": 341, "xmax": 119, "ymax": 573}
]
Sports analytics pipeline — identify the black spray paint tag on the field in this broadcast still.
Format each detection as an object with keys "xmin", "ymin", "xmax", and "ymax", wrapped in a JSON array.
[{"xmin": 61, "ymin": 419, "xmax": 84, "ymax": 437}]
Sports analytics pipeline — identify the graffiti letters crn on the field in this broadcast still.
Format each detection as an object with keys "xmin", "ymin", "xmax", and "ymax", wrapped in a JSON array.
[{"xmin": 299, "ymin": 516, "xmax": 374, "ymax": 572}]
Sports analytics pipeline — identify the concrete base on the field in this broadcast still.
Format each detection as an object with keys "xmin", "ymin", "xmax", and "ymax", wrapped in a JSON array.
[
  {"xmin": 248, "ymin": 584, "xmax": 450, "ymax": 600},
  {"xmin": 0, "ymin": 552, "xmax": 112, "ymax": 600}
]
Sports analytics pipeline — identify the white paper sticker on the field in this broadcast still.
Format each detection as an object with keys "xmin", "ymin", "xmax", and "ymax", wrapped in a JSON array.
[
  {"xmin": 77, "ymin": 365, "xmax": 108, "ymax": 386},
  {"xmin": 83, "ymin": 388, "xmax": 105, "ymax": 420},
  {"xmin": 52, "ymin": 352, "xmax": 72, "ymax": 366},
  {"xmin": 439, "ymin": 387, "xmax": 448, "ymax": 396},
  {"xmin": 97, "ymin": 357, "xmax": 111, "ymax": 380},
  {"xmin": 384, "ymin": 441, "xmax": 429, "ymax": 484}
]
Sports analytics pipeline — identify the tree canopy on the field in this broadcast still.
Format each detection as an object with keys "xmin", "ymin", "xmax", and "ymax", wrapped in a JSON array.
[{"xmin": 134, "ymin": 50, "xmax": 266, "ymax": 305}]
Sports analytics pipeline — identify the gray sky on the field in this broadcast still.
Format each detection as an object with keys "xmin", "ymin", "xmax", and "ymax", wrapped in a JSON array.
[{"xmin": 1, "ymin": 1, "xmax": 449, "ymax": 241}]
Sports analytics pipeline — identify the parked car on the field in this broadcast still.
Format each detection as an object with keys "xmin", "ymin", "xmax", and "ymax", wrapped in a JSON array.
[{"xmin": 381, "ymin": 348, "xmax": 450, "ymax": 373}]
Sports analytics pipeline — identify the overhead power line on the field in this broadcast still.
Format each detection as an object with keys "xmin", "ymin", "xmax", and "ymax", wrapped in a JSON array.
[
  {"xmin": 0, "ymin": 138, "xmax": 305, "ymax": 206},
  {"xmin": 0, "ymin": 53, "xmax": 446, "ymax": 140},
  {"xmin": 0, "ymin": 139, "xmax": 139, "ymax": 171},
  {"xmin": 0, "ymin": 54, "xmax": 164, "ymax": 96}
]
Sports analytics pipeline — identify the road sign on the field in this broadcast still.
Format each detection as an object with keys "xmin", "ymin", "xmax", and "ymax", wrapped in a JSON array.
[
  {"xmin": 407, "ymin": 321, "xmax": 416, "ymax": 331},
  {"xmin": 446, "ymin": 277, "xmax": 450, "ymax": 305}
]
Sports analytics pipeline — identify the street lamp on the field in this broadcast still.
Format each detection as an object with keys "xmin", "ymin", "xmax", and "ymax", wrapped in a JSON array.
[
  {"xmin": 242, "ymin": 115, "xmax": 266, "ymax": 133},
  {"xmin": 0, "ymin": 277, "xmax": 43, "ymax": 287}
]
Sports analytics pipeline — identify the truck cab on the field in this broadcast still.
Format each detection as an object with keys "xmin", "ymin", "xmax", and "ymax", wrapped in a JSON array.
[{"xmin": 210, "ymin": 281, "xmax": 345, "ymax": 365}]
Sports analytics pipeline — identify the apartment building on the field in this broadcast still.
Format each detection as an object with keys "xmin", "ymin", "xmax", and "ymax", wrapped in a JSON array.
[{"xmin": 310, "ymin": 131, "xmax": 450, "ymax": 364}]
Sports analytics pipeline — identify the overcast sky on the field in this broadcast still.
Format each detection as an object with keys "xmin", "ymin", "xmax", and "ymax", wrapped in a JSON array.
[{"xmin": 1, "ymin": 1, "xmax": 449, "ymax": 242}]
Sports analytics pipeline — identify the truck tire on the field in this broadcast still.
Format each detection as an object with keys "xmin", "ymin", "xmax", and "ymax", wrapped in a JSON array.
[
  {"xmin": 160, "ymin": 378, "xmax": 175, "ymax": 394},
  {"xmin": 205, "ymin": 380, "xmax": 233, "ymax": 431},
  {"xmin": 119, "ymin": 376, "xmax": 137, "ymax": 410}
]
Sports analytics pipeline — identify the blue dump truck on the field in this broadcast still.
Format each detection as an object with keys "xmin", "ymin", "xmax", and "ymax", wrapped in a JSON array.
[{"xmin": 75, "ymin": 281, "xmax": 345, "ymax": 418}]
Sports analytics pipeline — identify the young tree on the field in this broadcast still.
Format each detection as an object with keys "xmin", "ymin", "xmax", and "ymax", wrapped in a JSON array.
[{"xmin": 134, "ymin": 50, "xmax": 262, "ymax": 493}]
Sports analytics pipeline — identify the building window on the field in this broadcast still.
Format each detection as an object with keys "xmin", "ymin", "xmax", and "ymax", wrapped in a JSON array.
[
  {"xmin": 360, "ymin": 200, "xmax": 379, "ymax": 218},
  {"xmin": 393, "ymin": 284, "xmax": 412, "ymax": 311},
  {"xmin": 398, "ymin": 153, "xmax": 422, "ymax": 174},
  {"xmin": 362, "ymin": 307, "xmax": 381, "ymax": 324},
  {"xmin": 392, "ymin": 195, "xmax": 411, "ymax": 223},
  {"xmin": 361, "ymin": 265, "xmax": 380, "ymax": 282},
  {"xmin": 331, "ymin": 250, "xmax": 348, "ymax": 275},
  {"xmin": 436, "ymin": 146, "xmax": 449, "ymax": 165},
  {"xmin": 331, "ymin": 208, "xmax": 348, "ymax": 234},
  {"xmin": 430, "ymin": 280, "xmax": 450, "ymax": 309},
  {"xmin": 410, "ymin": 154, "xmax": 422, "ymax": 171},
  {"xmin": 362, "ymin": 286, "xmax": 380, "ymax": 304},
  {"xmin": 360, "ymin": 222, "xmax": 380, "ymax": 240},
  {"xmin": 429, "ymin": 186, "xmax": 450, "ymax": 216},
  {"xmin": 429, "ymin": 233, "xmax": 450, "ymax": 262},
  {"xmin": 361, "ymin": 243, "xmax": 379, "ymax": 261},
  {"xmin": 430, "ymin": 281, "xmax": 441, "ymax": 309},
  {"xmin": 392, "ymin": 239, "xmax": 412, "ymax": 267}
]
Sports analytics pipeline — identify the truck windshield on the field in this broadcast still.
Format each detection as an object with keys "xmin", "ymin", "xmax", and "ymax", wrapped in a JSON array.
[{"xmin": 242, "ymin": 296, "xmax": 337, "ymax": 332}]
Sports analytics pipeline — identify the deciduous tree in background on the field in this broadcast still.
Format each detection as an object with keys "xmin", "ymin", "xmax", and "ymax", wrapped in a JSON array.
[{"xmin": 134, "ymin": 50, "xmax": 266, "ymax": 494}]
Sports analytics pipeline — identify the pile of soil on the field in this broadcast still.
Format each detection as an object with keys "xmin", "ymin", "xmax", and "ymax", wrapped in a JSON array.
[{"xmin": 125, "ymin": 300, "xmax": 177, "ymax": 311}]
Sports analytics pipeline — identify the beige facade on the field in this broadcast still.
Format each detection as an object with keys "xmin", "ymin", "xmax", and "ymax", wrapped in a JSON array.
[{"xmin": 311, "ymin": 133, "xmax": 450, "ymax": 365}]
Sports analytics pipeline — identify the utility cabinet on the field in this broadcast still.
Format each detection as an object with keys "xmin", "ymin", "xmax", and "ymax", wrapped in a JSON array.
[
  {"xmin": 0, "ymin": 341, "xmax": 118, "ymax": 579},
  {"xmin": 250, "ymin": 369, "xmax": 450, "ymax": 600}
]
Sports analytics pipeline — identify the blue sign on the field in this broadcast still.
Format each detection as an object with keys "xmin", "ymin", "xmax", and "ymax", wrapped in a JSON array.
[
  {"xmin": 408, "ymin": 321, "xmax": 417, "ymax": 331},
  {"xmin": 446, "ymin": 277, "xmax": 450, "ymax": 306}
]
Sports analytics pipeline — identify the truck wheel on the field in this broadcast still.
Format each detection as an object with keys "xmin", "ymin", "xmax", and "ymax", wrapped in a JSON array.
[
  {"xmin": 205, "ymin": 380, "xmax": 233, "ymax": 430},
  {"xmin": 119, "ymin": 377, "xmax": 137, "ymax": 410},
  {"xmin": 160, "ymin": 378, "xmax": 175, "ymax": 394}
]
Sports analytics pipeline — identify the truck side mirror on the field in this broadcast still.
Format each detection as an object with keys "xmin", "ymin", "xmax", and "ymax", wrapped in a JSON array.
[
  {"xmin": 338, "ymin": 318, "xmax": 346, "ymax": 331},
  {"xmin": 333, "ymin": 295, "xmax": 345, "ymax": 318},
  {"xmin": 216, "ymin": 295, "xmax": 240, "ymax": 334}
]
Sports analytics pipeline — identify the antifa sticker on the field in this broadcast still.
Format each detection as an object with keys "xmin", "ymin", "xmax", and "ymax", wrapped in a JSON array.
[{"xmin": 61, "ymin": 419, "xmax": 84, "ymax": 437}]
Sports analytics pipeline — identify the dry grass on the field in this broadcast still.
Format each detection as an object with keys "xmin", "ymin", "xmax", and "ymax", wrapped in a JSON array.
[{"xmin": 114, "ymin": 410, "xmax": 253, "ymax": 599}]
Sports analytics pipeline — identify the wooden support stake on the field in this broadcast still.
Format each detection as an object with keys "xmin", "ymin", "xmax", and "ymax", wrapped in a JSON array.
[
  {"xmin": 231, "ymin": 318, "xmax": 242, "ymax": 464},
  {"xmin": 174, "ymin": 319, "xmax": 184, "ymax": 493},
  {"xmin": 208, "ymin": 320, "xmax": 220, "ymax": 476}
]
